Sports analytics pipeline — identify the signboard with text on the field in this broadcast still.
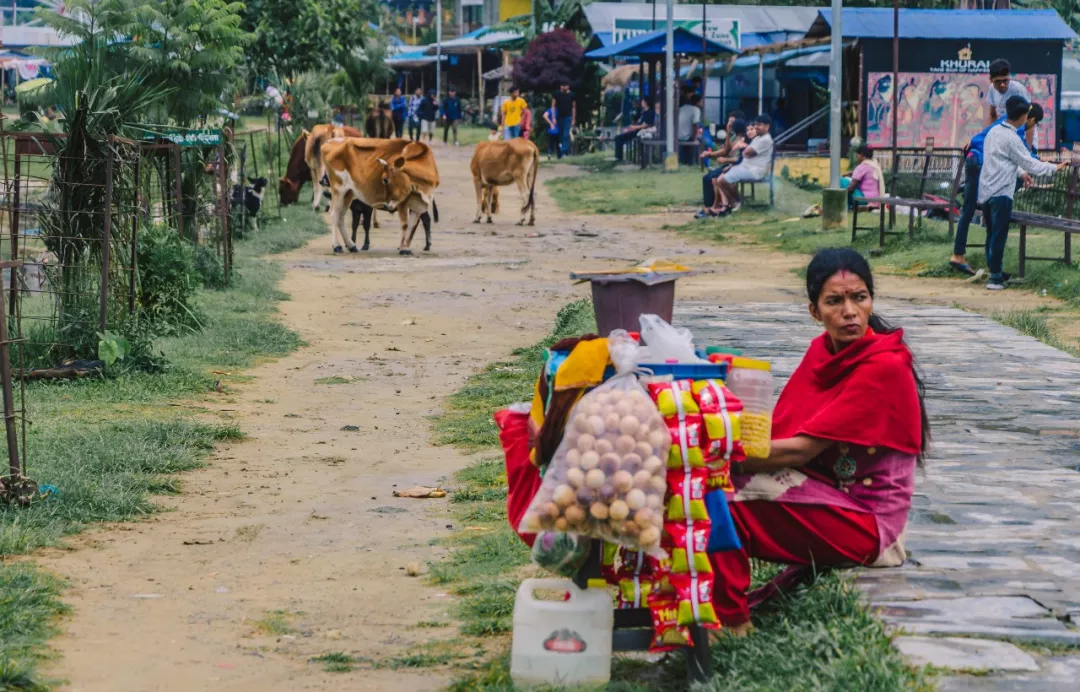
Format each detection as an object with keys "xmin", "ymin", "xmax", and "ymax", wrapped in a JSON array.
[
  {"xmin": 142, "ymin": 129, "xmax": 222, "ymax": 147},
  {"xmin": 612, "ymin": 18, "xmax": 740, "ymax": 51}
]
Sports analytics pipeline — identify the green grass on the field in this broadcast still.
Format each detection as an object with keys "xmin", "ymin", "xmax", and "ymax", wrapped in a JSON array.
[
  {"xmin": 430, "ymin": 301, "xmax": 932, "ymax": 691},
  {"xmin": 0, "ymin": 204, "xmax": 326, "ymax": 688},
  {"xmin": 251, "ymin": 610, "xmax": 297, "ymax": 636},
  {"xmin": 991, "ymin": 307, "xmax": 1080, "ymax": 356},
  {"xmin": 431, "ymin": 299, "xmax": 596, "ymax": 449}
]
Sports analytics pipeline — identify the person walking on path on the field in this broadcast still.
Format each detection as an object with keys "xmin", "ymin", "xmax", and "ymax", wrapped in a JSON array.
[
  {"xmin": 407, "ymin": 87, "xmax": 423, "ymax": 141},
  {"xmin": 978, "ymin": 96, "xmax": 1064, "ymax": 291},
  {"xmin": 986, "ymin": 59, "xmax": 1035, "ymax": 150},
  {"xmin": 614, "ymin": 98, "xmax": 655, "ymax": 162},
  {"xmin": 950, "ymin": 102, "xmax": 1044, "ymax": 276},
  {"xmin": 390, "ymin": 87, "xmax": 408, "ymax": 138},
  {"xmin": 552, "ymin": 81, "xmax": 576, "ymax": 157},
  {"xmin": 543, "ymin": 104, "xmax": 560, "ymax": 159},
  {"xmin": 418, "ymin": 89, "xmax": 438, "ymax": 142},
  {"xmin": 501, "ymin": 87, "xmax": 528, "ymax": 139},
  {"xmin": 441, "ymin": 88, "xmax": 463, "ymax": 145}
]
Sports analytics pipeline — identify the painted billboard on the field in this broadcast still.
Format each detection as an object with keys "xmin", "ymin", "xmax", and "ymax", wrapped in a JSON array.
[{"xmin": 865, "ymin": 71, "xmax": 1057, "ymax": 149}]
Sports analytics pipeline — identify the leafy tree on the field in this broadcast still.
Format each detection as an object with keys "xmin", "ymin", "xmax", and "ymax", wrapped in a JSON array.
[
  {"xmin": 242, "ymin": 0, "xmax": 382, "ymax": 79},
  {"xmin": 513, "ymin": 29, "xmax": 585, "ymax": 94}
]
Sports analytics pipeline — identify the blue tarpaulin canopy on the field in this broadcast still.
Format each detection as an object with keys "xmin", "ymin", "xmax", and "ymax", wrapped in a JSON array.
[{"xmin": 585, "ymin": 27, "xmax": 739, "ymax": 60}]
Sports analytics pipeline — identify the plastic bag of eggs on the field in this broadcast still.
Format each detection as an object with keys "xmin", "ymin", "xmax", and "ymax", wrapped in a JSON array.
[{"xmin": 521, "ymin": 380, "xmax": 670, "ymax": 552}]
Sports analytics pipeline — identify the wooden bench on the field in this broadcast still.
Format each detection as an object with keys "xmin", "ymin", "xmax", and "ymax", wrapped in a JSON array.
[
  {"xmin": 737, "ymin": 155, "xmax": 777, "ymax": 208},
  {"xmin": 638, "ymin": 140, "xmax": 702, "ymax": 170},
  {"xmin": 1010, "ymin": 159, "xmax": 1079, "ymax": 278},
  {"xmin": 851, "ymin": 143, "xmax": 963, "ymax": 246}
]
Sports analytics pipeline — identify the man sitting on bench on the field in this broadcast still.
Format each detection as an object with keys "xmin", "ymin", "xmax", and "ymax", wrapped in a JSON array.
[
  {"xmin": 614, "ymin": 98, "xmax": 655, "ymax": 162},
  {"xmin": 714, "ymin": 114, "xmax": 774, "ymax": 214}
]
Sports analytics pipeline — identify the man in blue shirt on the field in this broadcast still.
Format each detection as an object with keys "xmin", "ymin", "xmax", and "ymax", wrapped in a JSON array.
[
  {"xmin": 389, "ymin": 87, "xmax": 407, "ymax": 138},
  {"xmin": 950, "ymin": 102, "xmax": 1042, "ymax": 275},
  {"xmin": 441, "ymin": 88, "xmax": 463, "ymax": 146}
]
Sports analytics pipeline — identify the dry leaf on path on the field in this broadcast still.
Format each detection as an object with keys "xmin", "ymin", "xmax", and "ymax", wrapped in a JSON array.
[{"xmin": 392, "ymin": 486, "xmax": 447, "ymax": 499}]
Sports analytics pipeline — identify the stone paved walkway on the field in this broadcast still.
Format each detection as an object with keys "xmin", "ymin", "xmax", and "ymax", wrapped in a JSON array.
[{"xmin": 680, "ymin": 301, "xmax": 1080, "ymax": 690}]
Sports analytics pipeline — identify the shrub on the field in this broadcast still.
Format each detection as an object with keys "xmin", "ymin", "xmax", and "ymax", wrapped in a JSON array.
[
  {"xmin": 194, "ymin": 246, "xmax": 229, "ymax": 290},
  {"xmin": 136, "ymin": 223, "xmax": 202, "ymax": 334}
]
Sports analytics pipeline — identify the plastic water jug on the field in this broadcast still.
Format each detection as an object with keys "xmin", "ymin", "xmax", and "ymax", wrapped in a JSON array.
[{"xmin": 510, "ymin": 578, "xmax": 613, "ymax": 687}]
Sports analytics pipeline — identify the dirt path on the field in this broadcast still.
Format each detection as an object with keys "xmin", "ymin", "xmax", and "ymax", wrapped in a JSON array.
[{"xmin": 37, "ymin": 144, "xmax": 1056, "ymax": 691}]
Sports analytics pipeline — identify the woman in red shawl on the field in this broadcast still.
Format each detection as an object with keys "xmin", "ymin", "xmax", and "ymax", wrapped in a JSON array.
[{"xmin": 711, "ymin": 248, "xmax": 930, "ymax": 635}]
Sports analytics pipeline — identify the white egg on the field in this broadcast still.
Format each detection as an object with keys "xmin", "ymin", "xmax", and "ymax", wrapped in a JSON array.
[
  {"xmin": 619, "ymin": 416, "xmax": 641, "ymax": 436},
  {"xmin": 648, "ymin": 429, "xmax": 668, "ymax": 451},
  {"xmin": 585, "ymin": 469, "xmax": 606, "ymax": 489},
  {"xmin": 580, "ymin": 450, "xmax": 600, "ymax": 470},
  {"xmin": 635, "ymin": 442, "xmax": 653, "ymax": 459},
  {"xmin": 604, "ymin": 412, "xmax": 622, "ymax": 433},
  {"xmin": 576, "ymin": 433, "xmax": 595, "ymax": 453},
  {"xmin": 565, "ymin": 448, "xmax": 582, "ymax": 467},
  {"xmin": 574, "ymin": 415, "xmax": 592, "ymax": 434},
  {"xmin": 594, "ymin": 438, "xmax": 614, "ymax": 455},
  {"xmin": 643, "ymin": 456, "xmax": 664, "ymax": 474},
  {"xmin": 614, "ymin": 400, "xmax": 632, "ymax": 416},
  {"xmin": 614, "ymin": 435, "xmax": 636, "ymax": 455}
]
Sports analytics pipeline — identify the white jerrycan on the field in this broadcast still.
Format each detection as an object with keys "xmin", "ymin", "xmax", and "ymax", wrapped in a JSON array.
[{"xmin": 510, "ymin": 578, "xmax": 614, "ymax": 687}]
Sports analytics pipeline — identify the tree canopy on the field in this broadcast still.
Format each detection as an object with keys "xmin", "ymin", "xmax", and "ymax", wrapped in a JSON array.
[{"xmin": 513, "ymin": 29, "xmax": 585, "ymax": 94}]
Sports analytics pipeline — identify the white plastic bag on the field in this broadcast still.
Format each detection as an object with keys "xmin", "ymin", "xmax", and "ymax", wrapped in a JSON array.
[
  {"xmin": 520, "ymin": 331, "xmax": 669, "ymax": 554},
  {"xmin": 639, "ymin": 314, "xmax": 704, "ymax": 363}
]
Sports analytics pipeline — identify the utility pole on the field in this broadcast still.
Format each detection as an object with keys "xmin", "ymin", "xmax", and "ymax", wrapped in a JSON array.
[
  {"xmin": 664, "ymin": 0, "xmax": 675, "ymax": 170},
  {"xmin": 828, "ymin": 0, "xmax": 842, "ymax": 187},
  {"xmin": 436, "ymin": 0, "xmax": 443, "ymax": 99},
  {"xmin": 821, "ymin": 0, "xmax": 846, "ymax": 229}
]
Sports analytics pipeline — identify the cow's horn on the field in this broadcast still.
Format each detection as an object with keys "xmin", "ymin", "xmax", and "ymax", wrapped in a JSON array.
[{"xmin": 376, "ymin": 158, "xmax": 388, "ymax": 166}]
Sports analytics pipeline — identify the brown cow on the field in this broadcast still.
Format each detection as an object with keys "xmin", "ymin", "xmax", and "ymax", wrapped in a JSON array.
[
  {"xmin": 321, "ymin": 138, "xmax": 440, "ymax": 256},
  {"xmin": 278, "ymin": 124, "xmax": 362, "ymax": 207},
  {"xmin": 470, "ymin": 139, "xmax": 540, "ymax": 226}
]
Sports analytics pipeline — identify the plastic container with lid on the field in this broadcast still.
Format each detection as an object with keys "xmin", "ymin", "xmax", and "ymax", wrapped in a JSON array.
[
  {"xmin": 511, "ymin": 578, "xmax": 614, "ymax": 686},
  {"xmin": 726, "ymin": 357, "xmax": 774, "ymax": 459}
]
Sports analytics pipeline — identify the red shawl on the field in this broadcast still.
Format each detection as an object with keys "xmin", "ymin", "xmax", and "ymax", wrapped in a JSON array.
[{"xmin": 772, "ymin": 329, "xmax": 922, "ymax": 455}]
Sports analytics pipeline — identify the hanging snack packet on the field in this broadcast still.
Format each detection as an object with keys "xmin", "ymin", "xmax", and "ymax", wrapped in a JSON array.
[
  {"xmin": 666, "ymin": 469, "xmax": 710, "ymax": 522},
  {"xmin": 649, "ymin": 596, "xmax": 692, "ymax": 652},
  {"xmin": 668, "ymin": 522, "xmax": 713, "ymax": 575},
  {"xmin": 648, "ymin": 380, "xmax": 699, "ymax": 418},
  {"xmin": 692, "ymin": 379, "xmax": 743, "ymax": 415},
  {"xmin": 664, "ymin": 415, "xmax": 706, "ymax": 469},
  {"xmin": 693, "ymin": 379, "xmax": 746, "ymax": 464},
  {"xmin": 520, "ymin": 332, "xmax": 669, "ymax": 554},
  {"xmin": 671, "ymin": 573, "xmax": 720, "ymax": 628}
]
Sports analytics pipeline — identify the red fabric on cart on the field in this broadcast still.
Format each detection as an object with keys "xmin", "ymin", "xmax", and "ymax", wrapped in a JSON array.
[{"xmin": 496, "ymin": 407, "xmax": 541, "ymax": 547}]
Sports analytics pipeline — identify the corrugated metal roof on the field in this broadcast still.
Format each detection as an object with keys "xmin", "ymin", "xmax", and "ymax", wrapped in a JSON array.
[
  {"xmin": 807, "ymin": 8, "xmax": 1077, "ymax": 41},
  {"xmin": 422, "ymin": 28, "xmax": 524, "ymax": 55},
  {"xmin": 0, "ymin": 26, "xmax": 78, "ymax": 48},
  {"xmin": 585, "ymin": 27, "xmax": 739, "ymax": 60},
  {"xmin": 581, "ymin": 3, "xmax": 820, "ymax": 36}
]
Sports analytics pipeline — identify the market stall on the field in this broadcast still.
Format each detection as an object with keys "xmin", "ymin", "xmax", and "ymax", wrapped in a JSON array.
[{"xmin": 499, "ymin": 261, "xmax": 776, "ymax": 687}]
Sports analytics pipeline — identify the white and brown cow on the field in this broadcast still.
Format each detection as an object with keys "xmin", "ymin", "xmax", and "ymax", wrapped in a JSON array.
[
  {"xmin": 320, "ymin": 138, "xmax": 440, "ymax": 255},
  {"xmin": 470, "ymin": 138, "xmax": 540, "ymax": 226}
]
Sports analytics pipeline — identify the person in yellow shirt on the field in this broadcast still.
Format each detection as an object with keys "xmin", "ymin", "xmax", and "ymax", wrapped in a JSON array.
[{"xmin": 500, "ymin": 87, "xmax": 528, "ymax": 140}]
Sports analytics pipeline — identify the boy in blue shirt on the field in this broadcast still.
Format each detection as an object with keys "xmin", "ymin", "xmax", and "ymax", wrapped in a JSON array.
[
  {"xmin": 949, "ymin": 102, "xmax": 1042, "ymax": 276},
  {"xmin": 389, "ymin": 87, "xmax": 407, "ymax": 138}
]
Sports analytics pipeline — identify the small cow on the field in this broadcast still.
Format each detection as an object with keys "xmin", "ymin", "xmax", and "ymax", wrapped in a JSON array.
[
  {"xmin": 321, "ymin": 138, "xmax": 440, "ymax": 256},
  {"xmin": 470, "ymin": 139, "xmax": 540, "ymax": 226},
  {"xmin": 231, "ymin": 176, "xmax": 269, "ymax": 233}
]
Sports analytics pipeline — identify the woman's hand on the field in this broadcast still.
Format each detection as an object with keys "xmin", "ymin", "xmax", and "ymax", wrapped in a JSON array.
[{"xmin": 738, "ymin": 435, "xmax": 832, "ymax": 474}]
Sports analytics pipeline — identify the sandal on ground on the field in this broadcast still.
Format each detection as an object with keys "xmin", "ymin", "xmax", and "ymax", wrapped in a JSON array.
[
  {"xmin": 708, "ymin": 206, "xmax": 730, "ymax": 217},
  {"xmin": 949, "ymin": 261, "xmax": 977, "ymax": 276}
]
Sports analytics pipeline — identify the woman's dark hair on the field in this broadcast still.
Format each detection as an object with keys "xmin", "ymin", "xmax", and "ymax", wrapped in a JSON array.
[
  {"xmin": 856, "ymin": 144, "xmax": 873, "ymax": 159},
  {"xmin": 731, "ymin": 119, "xmax": 747, "ymax": 138},
  {"xmin": 806, "ymin": 248, "xmax": 931, "ymax": 464}
]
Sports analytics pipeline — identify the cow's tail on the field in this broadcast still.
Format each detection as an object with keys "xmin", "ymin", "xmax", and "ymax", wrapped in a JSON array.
[
  {"xmin": 432, "ymin": 199, "xmax": 439, "ymax": 223},
  {"xmin": 526, "ymin": 147, "xmax": 539, "ymax": 211}
]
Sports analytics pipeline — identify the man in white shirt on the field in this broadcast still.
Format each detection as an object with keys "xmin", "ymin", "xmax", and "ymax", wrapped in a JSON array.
[
  {"xmin": 677, "ymin": 94, "xmax": 702, "ymax": 165},
  {"xmin": 716, "ymin": 114, "xmax": 775, "ymax": 213},
  {"xmin": 986, "ymin": 59, "xmax": 1034, "ymax": 150},
  {"xmin": 978, "ymin": 95, "xmax": 1066, "ymax": 290}
]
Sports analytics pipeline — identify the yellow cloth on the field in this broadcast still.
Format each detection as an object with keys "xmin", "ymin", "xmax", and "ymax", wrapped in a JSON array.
[
  {"xmin": 502, "ymin": 97, "xmax": 528, "ymax": 127},
  {"xmin": 528, "ymin": 338, "xmax": 612, "ymax": 463}
]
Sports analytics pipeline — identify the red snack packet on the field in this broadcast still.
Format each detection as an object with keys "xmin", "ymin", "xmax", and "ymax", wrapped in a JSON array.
[
  {"xmin": 648, "ymin": 596, "xmax": 692, "ymax": 652},
  {"xmin": 666, "ymin": 469, "xmax": 710, "ymax": 522},
  {"xmin": 691, "ymin": 379, "xmax": 743, "ymax": 415},
  {"xmin": 705, "ymin": 461, "xmax": 735, "ymax": 493},
  {"xmin": 671, "ymin": 573, "xmax": 720, "ymax": 628},
  {"xmin": 667, "ymin": 522, "xmax": 713, "ymax": 575},
  {"xmin": 666, "ymin": 415, "xmax": 706, "ymax": 469},
  {"xmin": 648, "ymin": 380, "xmax": 699, "ymax": 419}
]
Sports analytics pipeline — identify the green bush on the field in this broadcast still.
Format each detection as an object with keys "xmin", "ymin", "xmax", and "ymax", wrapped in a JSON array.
[
  {"xmin": 194, "ymin": 246, "xmax": 229, "ymax": 290},
  {"xmin": 136, "ymin": 223, "xmax": 202, "ymax": 334}
]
